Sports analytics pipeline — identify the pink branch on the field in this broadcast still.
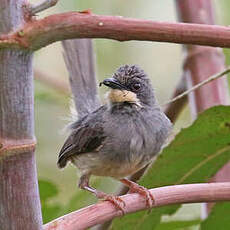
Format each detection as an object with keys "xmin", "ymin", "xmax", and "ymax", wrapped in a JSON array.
[
  {"xmin": 2, "ymin": 12, "xmax": 230, "ymax": 50},
  {"xmin": 43, "ymin": 183, "xmax": 230, "ymax": 230}
]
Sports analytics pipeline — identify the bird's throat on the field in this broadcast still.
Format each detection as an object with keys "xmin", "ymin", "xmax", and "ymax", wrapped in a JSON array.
[{"xmin": 107, "ymin": 89, "xmax": 141, "ymax": 107}]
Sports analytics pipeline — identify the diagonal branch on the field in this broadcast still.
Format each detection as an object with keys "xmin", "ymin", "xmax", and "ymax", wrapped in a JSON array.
[
  {"xmin": 43, "ymin": 182, "xmax": 230, "ymax": 230},
  {"xmin": 28, "ymin": 0, "xmax": 59, "ymax": 15},
  {"xmin": 2, "ymin": 12, "xmax": 230, "ymax": 50}
]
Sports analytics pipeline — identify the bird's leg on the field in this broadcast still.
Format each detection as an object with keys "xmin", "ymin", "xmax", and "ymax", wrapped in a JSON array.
[
  {"xmin": 79, "ymin": 174, "xmax": 126, "ymax": 214},
  {"xmin": 120, "ymin": 178, "xmax": 155, "ymax": 209}
]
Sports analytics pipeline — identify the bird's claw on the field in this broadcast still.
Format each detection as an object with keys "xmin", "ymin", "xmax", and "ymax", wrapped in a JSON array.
[
  {"xmin": 120, "ymin": 178, "xmax": 155, "ymax": 211},
  {"xmin": 130, "ymin": 185, "xmax": 155, "ymax": 209},
  {"xmin": 95, "ymin": 190, "xmax": 126, "ymax": 214}
]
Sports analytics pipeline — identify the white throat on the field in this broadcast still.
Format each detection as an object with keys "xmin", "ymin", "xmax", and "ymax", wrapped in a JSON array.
[{"xmin": 106, "ymin": 89, "xmax": 142, "ymax": 107}]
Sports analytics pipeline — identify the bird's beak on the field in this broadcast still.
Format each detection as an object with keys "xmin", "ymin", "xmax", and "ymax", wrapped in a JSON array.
[{"xmin": 100, "ymin": 78, "xmax": 128, "ymax": 90}]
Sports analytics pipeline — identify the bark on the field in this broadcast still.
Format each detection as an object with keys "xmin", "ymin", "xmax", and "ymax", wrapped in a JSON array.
[
  {"xmin": 44, "ymin": 182, "xmax": 230, "ymax": 230},
  {"xmin": 2, "ymin": 12, "xmax": 230, "ymax": 50},
  {"xmin": 0, "ymin": 1, "xmax": 42, "ymax": 230},
  {"xmin": 175, "ymin": 0, "xmax": 230, "ymax": 218}
]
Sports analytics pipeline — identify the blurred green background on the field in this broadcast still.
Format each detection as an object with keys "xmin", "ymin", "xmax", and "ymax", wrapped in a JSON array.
[{"xmin": 31, "ymin": 0, "xmax": 230, "ymax": 227}]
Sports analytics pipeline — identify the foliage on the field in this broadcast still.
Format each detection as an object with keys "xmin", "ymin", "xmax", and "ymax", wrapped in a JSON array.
[
  {"xmin": 39, "ymin": 178, "xmax": 101, "ymax": 223},
  {"xmin": 201, "ymin": 202, "xmax": 230, "ymax": 230},
  {"xmin": 155, "ymin": 219, "xmax": 201, "ymax": 230},
  {"xmin": 38, "ymin": 180, "xmax": 63, "ymax": 223}
]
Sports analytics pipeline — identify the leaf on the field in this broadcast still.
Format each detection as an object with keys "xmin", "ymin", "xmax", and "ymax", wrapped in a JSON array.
[
  {"xmin": 38, "ymin": 179, "xmax": 63, "ymax": 223},
  {"xmin": 39, "ymin": 179, "xmax": 59, "ymax": 202},
  {"xmin": 41, "ymin": 203, "xmax": 62, "ymax": 224},
  {"xmin": 112, "ymin": 106, "xmax": 230, "ymax": 230},
  {"xmin": 201, "ymin": 202, "xmax": 230, "ymax": 230},
  {"xmin": 155, "ymin": 219, "xmax": 201, "ymax": 230}
]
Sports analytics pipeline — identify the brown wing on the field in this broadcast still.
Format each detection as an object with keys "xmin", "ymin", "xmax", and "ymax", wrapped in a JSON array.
[{"xmin": 57, "ymin": 124, "xmax": 106, "ymax": 168}]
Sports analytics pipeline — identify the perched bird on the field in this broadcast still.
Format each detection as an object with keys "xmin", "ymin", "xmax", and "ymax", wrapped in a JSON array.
[{"xmin": 58, "ymin": 65, "xmax": 172, "ymax": 213}]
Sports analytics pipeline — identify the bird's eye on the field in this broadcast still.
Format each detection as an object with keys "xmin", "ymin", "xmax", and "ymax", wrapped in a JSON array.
[{"xmin": 132, "ymin": 83, "xmax": 141, "ymax": 91}]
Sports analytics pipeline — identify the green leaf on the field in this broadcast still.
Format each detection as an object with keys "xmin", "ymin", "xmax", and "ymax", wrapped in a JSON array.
[
  {"xmin": 39, "ymin": 179, "xmax": 59, "ymax": 202},
  {"xmin": 155, "ymin": 219, "xmax": 201, "ymax": 230},
  {"xmin": 201, "ymin": 202, "xmax": 230, "ymax": 230},
  {"xmin": 38, "ymin": 179, "xmax": 63, "ymax": 223},
  {"xmin": 41, "ymin": 203, "xmax": 62, "ymax": 224},
  {"xmin": 112, "ymin": 106, "xmax": 230, "ymax": 230}
]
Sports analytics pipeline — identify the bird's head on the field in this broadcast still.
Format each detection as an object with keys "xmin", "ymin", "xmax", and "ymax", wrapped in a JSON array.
[{"xmin": 100, "ymin": 65, "xmax": 156, "ymax": 107}]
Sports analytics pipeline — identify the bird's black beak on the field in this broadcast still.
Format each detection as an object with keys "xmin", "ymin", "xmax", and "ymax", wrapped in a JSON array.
[{"xmin": 100, "ymin": 78, "xmax": 128, "ymax": 90}]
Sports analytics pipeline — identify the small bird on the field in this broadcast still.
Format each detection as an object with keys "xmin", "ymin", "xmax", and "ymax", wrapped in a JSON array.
[{"xmin": 57, "ymin": 65, "xmax": 172, "ymax": 213}]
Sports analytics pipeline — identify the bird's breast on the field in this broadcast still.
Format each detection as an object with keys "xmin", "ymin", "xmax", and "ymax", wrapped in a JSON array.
[{"xmin": 71, "ymin": 151, "xmax": 148, "ymax": 179}]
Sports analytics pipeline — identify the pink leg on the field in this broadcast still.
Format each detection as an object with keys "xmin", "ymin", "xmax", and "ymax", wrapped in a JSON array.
[
  {"xmin": 79, "ymin": 174, "xmax": 126, "ymax": 214},
  {"xmin": 120, "ymin": 178, "xmax": 155, "ymax": 209}
]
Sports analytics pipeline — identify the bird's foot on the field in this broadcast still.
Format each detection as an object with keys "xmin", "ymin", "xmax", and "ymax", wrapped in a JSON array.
[
  {"xmin": 120, "ymin": 178, "xmax": 155, "ymax": 209},
  {"xmin": 79, "ymin": 174, "xmax": 126, "ymax": 214},
  {"xmin": 81, "ymin": 184, "xmax": 126, "ymax": 214},
  {"xmin": 94, "ymin": 190, "xmax": 126, "ymax": 214}
]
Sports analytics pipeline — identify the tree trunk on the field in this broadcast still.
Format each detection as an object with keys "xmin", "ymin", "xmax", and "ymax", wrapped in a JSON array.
[{"xmin": 0, "ymin": 1, "xmax": 43, "ymax": 229}]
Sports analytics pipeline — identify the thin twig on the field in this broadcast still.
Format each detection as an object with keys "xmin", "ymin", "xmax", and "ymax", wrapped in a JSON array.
[
  {"xmin": 44, "ymin": 183, "xmax": 230, "ymax": 230},
  {"xmin": 29, "ymin": 0, "xmax": 58, "ymax": 15},
  {"xmin": 163, "ymin": 67, "xmax": 230, "ymax": 106}
]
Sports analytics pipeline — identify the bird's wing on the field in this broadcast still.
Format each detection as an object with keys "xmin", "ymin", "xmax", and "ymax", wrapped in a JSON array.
[{"xmin": 57, "ymin": 123, "xmax": 106, "ymax": 168}]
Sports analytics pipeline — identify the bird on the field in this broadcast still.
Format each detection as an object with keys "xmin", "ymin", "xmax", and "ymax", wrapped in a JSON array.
[{"xmin": 57, "ymin": 65, "xmax": 172, "ymax": 213}]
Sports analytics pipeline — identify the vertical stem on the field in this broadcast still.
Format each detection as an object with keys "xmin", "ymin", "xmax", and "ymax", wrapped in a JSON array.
[
  {"xmin": 0, "ymin": 1, "xmax": 42, "ymax": 229},
  {"xmin": 176, "ymin": 0, "xmax": 229, "ymax": 117},
  {"xmin": 175, "ymin": 0, "xmax": 230, "ymax": 218},
  {"xmin": 62, "ymin": 39, "xmax": 100, "ymax": 119}
]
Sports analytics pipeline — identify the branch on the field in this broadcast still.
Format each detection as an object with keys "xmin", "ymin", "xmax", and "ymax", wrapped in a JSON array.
[
  {"xmin": 28, "ymin": 0, "xmax": 59, "ymax": 15},
  {"xmin": 2, "ymin": 12, "xmax": 230, "ymax": 50},
  {"xmin": 163, "ymin": 67, "xmax": 230, "ymax": 106},
  {"xmin": 43, "ymin": 183, "xmax": 230, "ymax": 230}
]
